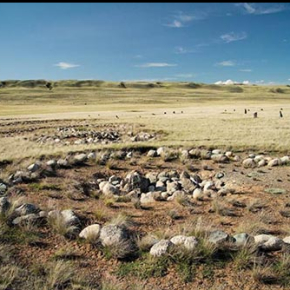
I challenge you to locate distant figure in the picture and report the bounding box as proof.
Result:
[224,109,227,112]
[248,109,250,111]
[244,109,247,114]
[280,111,283,118]
[152,113,155,115]
[119,82,126,88]
[164,112,166,114]
[85,103,87,105]
[116,115,119,119]
[253,112,258,118]
[281,108,283,111]
[46,82,53,90]
[173,111,175,114]
[261,108,263,111]
[233,109,236,112]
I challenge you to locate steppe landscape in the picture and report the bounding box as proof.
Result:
[1,80,290,289]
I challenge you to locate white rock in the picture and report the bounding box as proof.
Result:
[212,149,222,155]
[283,236,290,244]
[258,159,266,167]
[27,163,40,172]
[74,153,87,164]
[281,156,290,165]
[242,158,256,168]
[79,224,101,241]
[150,239,172,257]
[192,188,203,200]
[156,147,166,156]
[46,160,56,167]
[204,181,214,191]
[268,158,281,167]
[147,150,157,157]
[87,152,96,160]
[140,192,155,204]
[261,236,283,251]
[170,235,187,245]
[102,182,119,196]
[184,236,198,250]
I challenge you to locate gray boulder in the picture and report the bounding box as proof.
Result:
[99,224,129,247]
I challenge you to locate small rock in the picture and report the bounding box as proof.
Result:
[0,197,10,214]
[0,183,7,194]
[102,182,119,196]
[208,230,231,244]
[268,158,281,167]
[46,160,56,167]
[192,188,203,200]
[73,153,87,164]
[27,163,40,172]
[150,239,173,257]
[140,192,155,204]
[147,150,157,157]
[87,152,96,160]
[233,233,253,246]
[79,224,101,241]
[243,158,256,168]
[14,203,39,216]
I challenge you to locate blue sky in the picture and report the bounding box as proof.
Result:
[0,3,290,84]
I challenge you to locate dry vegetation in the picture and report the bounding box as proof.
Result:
[1,80,290,289]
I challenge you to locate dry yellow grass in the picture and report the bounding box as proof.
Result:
[1,81,290,160]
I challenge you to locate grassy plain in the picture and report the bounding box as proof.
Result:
[1,80,290,160]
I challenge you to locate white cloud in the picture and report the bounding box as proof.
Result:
[54,62,80,70]
[133,55,143,59]
[165,20,184,28]
[240,69,252,72]
[216,60,236,67]
[215,79,251,85]
[174,46,195,54]
[135,63,177,68]
[255,80,265,84]
[236,3,287,15]
[175,74,195,78]
[221,32,247,43]
[164,11,207,28]
[288,79,290,81]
